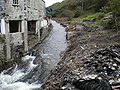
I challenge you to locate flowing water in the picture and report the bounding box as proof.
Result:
[0,21,67,90]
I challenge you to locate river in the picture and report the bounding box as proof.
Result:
[0,21,67,90]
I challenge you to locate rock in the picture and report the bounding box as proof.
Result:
[66,23,76,31]
[75,24,84,31]
[114,57,120,63]
[66,31,76,40]
[112,81,120,89]
[73,79,113,90]
[60,23,68,27]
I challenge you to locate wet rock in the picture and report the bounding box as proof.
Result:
[60,23,68,27]
[112,81,120,89]
[73,79,113,90]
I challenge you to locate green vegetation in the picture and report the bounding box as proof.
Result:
[50,0,120,30]
[81,12,104,21]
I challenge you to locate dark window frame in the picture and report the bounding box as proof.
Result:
[13,0,19,5]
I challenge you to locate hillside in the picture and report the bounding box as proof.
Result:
[50,0,120,30]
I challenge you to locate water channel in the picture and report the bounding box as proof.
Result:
[0,21,67,90]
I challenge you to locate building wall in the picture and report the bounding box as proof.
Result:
[3,0,45,20]
[4,0,24,20]
[0,34,6,71]
[0,0,51,71]
[10,32,24,46]
[0,34,5,57]
[0,0,5,12]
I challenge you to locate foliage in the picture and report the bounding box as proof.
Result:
[61,10,75,19]
[50,0,109,18]
[100,0,120,30]
[49,0,120,30]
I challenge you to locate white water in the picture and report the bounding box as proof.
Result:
[0,55,41,90]
[1,82,41,90]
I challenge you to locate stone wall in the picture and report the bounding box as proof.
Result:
[0,33,25,71]
[4,0,45,20]
[10,32,24,46]
[10,32,24,59]
[0,34,5,71]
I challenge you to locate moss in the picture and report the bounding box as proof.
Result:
[0,36,5,43]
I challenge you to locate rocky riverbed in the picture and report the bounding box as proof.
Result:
[41,19,120,90]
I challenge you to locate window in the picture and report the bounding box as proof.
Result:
[9,21,22,33]
[4,0,7,3]
[13,0,18,5]
[28,21,36,34]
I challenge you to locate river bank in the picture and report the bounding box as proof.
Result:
[41,19,120,90]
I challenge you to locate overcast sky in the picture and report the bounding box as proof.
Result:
[44,0,63,7]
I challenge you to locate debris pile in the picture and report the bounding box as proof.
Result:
[41,20,120,90]
[81,46,120,80]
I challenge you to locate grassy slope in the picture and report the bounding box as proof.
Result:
[50,0,120,30]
